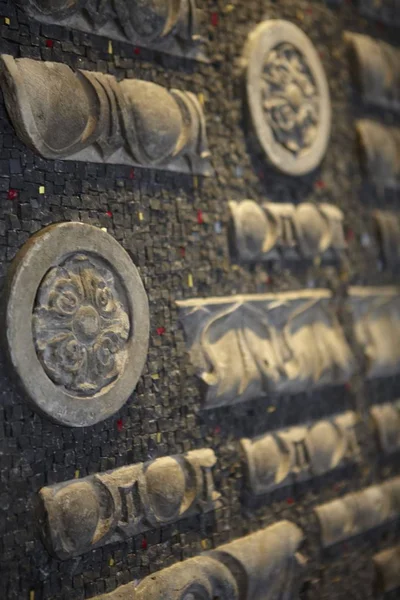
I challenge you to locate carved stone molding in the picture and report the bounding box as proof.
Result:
[89,520,305,600]
[39,448,221,559]
[374,545,400,594]
[18,0,207,61]
[0,55,212,176]
[2,222,149,427]
[373,210,400,269]
[241,411,360,496]
[177,290,355,409]
[356,119,400,190]
[242,20,331,176]
[370,400,400,455]
[229,200,346,264]
[359,0,400,28]
[315,476,400,547]
[349,287,400,380]
[346,32,400,112]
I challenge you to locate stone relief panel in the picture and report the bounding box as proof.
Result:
[373,210,400,269]
[39,449,221,559]
[349,287,400,380]
[18,0,207,61]
[346,32,400,112]
[242,20,331,176]
[89,520,305,600]
[2,222,149,427]
[241,411,360,496]
[177,290,355,409]
[374,545,400,595]
[315,476,400,547]
[229,200,346,264]
[359,0,400,27]
[0,55,212,176]
[356,119,400,191]
[370,400,400,455]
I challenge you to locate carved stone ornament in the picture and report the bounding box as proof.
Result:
[0,55,212,176]
[346,32,400,112]
[370,400,400,455]
[356,119,400,191]
[349,286,400,379]
[373,210,400,268]
[242,20,331,176]
[38,449,220,559]
[89,520,305,600]
[315,476,400,547]
[229,200,346,264]
[18,0,207,62]
[374,545,400,594]
[241,411,360,496]
[2,222,149,427]
[359,0,400,28]
[177,290,355,409]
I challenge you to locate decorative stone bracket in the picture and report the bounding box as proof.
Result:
[38,449,221,559]
[0,55,212,176]
[374,545,400,595]
[371,400,400,455]
[241,411,360,496]
[89,520,306,600]
[372,210,400,269]
[356,119,400,191]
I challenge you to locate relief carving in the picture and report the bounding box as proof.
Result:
[18,0,207,61]
[0,55,212,176]
[242,20,331,176]
[89,520,305,600]
[229,200,346,264]
[359,0,400,28]
[374,545,400,594]
[177,291,355,409]
[349,287,400,379]
[356,119,400,190]
[242,411,360,496]
[346,32,400,112]
[38,449,221,559]
[373,210,400,269]
[370,400,400,455]
[314,476,400,547]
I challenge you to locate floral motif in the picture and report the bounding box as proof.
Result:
[32,254,130,396]
[262,43,320,154]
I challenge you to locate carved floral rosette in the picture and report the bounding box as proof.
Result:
[0,55,212,176]
[177,290,355,409]
[38,449,221,559]
[242,20,331,176]
[89,520,305,600]
[18,0,208,61]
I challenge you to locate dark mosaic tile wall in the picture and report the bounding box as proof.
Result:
[0,0,400,598]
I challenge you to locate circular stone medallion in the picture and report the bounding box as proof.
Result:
[3,222,149,427]
[243,20,331,176]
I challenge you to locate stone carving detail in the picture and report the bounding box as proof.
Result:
[349,287,400,379]
[346,32,400,112]
[38,449,221,559]
[2,222,149,427]
[242,20,331,176]
[373,210,400,269]
[374,545,400,594]
[242,411,360,496]
[370,400,400,455]
[0,55,212,176]
[89,520,305,600]
[356,119,400,190]
[315,476,400,547]
[177,291,355,409]
[229,200,346,264]
[359,0,400,28]
[18,0,207,61]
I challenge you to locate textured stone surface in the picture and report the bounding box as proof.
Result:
[356,119,400,192]
[2,222,149,426]
[241,411,360,495]
[0,55,212,175]
[38,448,220,559]
[229,199,346,264]
[359,0,400,27]
[90,520,305,599]
[373,545,400,594]
[242,19,331,176]
[370,400,400,455]
[373,210,400,270]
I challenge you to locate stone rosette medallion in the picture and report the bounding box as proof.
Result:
[2,222,149,427]
[242,20,331,176]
